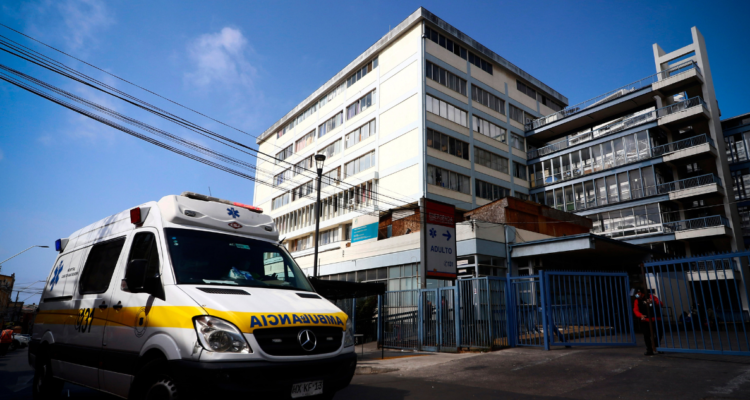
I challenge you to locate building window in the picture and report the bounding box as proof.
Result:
[274,169,291,185]
[276,144,293,163]
[509,104,526,124]
[318,83,345,108]
[425,61,467,96]
[345,119,376,149]
[321,167,340,188]
[513,162,527,181]
[475,180,509,201]
[318,112,343,138]
[541,95,563,112]
[468,52,493,75]
[425,26,467,60]
[346,90,376,120]
[588,204,662,237]
[272,193,290,210]
[732,169,750,200]
[319,139,342,159]
[426,95,468,127]
[516,80,536,100]
[293,156,312,176]
[344,151,376,177]
[472,115,506,142]
[346,58,378,88]
[426,128,469,160]
[290,235,312,252]
[292,181,314,202]
[295,131,315,153]
[510,133,525,151]
[427,165,471,194]
[318,228,339,245]
[471,85,505,114]
[343,223,353,241]
[475,147,509,174]
[515,192,529,201]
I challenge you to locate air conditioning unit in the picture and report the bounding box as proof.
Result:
[348,199,356,206]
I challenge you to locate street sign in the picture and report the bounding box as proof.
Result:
[422,199,457,279]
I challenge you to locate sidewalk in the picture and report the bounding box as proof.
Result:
[353,341,483,375]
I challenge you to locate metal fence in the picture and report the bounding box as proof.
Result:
[381,272,634,352]
[644,252,750,356]
[526,60,701,131]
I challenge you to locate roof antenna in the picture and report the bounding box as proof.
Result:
[208,186,212,196]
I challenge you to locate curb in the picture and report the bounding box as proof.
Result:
[355,365,399,375]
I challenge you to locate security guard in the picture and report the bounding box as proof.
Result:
[633,286,663,355]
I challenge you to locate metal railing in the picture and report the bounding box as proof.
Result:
[531,134,713,189]
[528,95,708,159]
[663,215,730,233]
[526,60,702,131]
[657,96,707,118]
[656,174,722,194]
[651,133,714,157]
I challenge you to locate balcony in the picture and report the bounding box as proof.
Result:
[528,96,708,160]
[656,173,724,201]
[526,60,702,132]
[665,215,731,240]
[530,134,714,189]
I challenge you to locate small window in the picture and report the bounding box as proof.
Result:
[127,232,161,281]
[79,238,126,294]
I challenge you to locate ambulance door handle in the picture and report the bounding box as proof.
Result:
[98,301,108,310]
[113,301,122,311]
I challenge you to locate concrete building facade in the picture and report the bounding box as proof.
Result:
[524,27,743,257]
[253,9,743,287]
[722,113,750,247]
[254,8,568,288]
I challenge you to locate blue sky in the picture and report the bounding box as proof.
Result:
[1,0,749,305]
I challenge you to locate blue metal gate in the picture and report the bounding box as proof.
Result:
[382,289,419,350]
[643,252,750,356]
[457,277,507,350]
[508,271,636,349]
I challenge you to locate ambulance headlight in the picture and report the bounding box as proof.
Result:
[344,318,354,347]
[194,316,251,354]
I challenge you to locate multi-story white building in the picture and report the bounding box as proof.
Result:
[253,8,567,288]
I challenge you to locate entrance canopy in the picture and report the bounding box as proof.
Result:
[511,233,652,271]
[309,278,386,300]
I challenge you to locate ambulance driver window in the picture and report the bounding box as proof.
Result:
[127,232,160,280]
[79,238,126,294]
[165,228,314,291]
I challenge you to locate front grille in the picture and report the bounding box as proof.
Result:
[254,327,343,356]
[197,287,250,295]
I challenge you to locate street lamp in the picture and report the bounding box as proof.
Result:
[312,154,326,278]
[0,245,49,274]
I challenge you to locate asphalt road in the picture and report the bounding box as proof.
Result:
[3,344,750,399]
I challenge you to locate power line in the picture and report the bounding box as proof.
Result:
[0,28,416,206]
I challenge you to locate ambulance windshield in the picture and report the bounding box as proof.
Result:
[165,228,314,292]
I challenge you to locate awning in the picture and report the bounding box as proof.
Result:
[510,233,652,270]
[309,278,386,300]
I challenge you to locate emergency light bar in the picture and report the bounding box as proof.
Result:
[130,207,151,225]
[55,238,69,253]
[181,191,263,213]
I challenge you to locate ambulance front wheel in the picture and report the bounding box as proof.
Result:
[131,358,182,400]
[32,351,63,400]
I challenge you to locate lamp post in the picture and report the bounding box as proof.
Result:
[312,154,326,278]
[0,245,49,274]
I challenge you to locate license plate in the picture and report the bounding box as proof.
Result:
[291,380,323,398]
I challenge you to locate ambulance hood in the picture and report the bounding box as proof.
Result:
[178,285,347,333]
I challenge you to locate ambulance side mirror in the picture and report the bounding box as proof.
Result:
[125,259,165,300]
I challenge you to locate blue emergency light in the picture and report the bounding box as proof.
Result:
[55,239,61,252]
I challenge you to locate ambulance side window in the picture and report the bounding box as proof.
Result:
[78,238,126,294]
[127,232,160,278]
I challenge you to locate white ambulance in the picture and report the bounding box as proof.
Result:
[29,192,356,400]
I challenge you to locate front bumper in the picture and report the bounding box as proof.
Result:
[170,352,357,398]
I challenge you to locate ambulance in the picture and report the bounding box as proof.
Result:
[29,192,356,400]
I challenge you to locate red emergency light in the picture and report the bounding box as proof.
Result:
[181,192,263,214]
[130,207,150,225]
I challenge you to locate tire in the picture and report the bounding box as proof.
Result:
[130,359,181,400]
[32,353,64,400]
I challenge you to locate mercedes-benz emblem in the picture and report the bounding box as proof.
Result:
[297,329,317,352]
